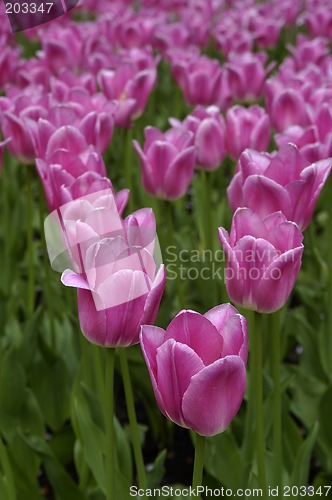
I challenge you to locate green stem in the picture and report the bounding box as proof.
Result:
[119,348,147,493]
[93,345,105,414]
[26,167,35,316]
[124,127,134,213]
[105,348,116,500]
[192,433,206,499]
[164,201,184,308]
[0,435,16,500]
[241,310,255,489]
[253,312,266,494]
[271,309,282,492]
[200,170,220,305]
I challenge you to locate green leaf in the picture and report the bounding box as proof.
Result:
[29,355,70,432]
[22,434,85,500]
[290,422,319,486]
[73,396,106,493]
[0,349,26,416]
[204,429,243,490]
[147,449,167,489]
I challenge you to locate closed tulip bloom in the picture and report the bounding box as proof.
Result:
[225,52,274,103]
[225,105,270,160]
[218,208,304,313]
[98,64,157,128]
[140,304,248,436]
[61,208,166,347]
[170,106,226,170]
[133,126,195,199]
[275,103,332,163]
[171,54,222,107]
[227,143,332,230]
[267,88,309,132]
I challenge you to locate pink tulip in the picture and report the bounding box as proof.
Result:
[98,62,157,128]
[140,304,248,436]
[225,105,270,161]
[225,52,273,103]
[35,126,108,211]
[275,103,332,163]
[171,52,222,107]
[0,43,21,90]
[218,208,304,313]
[286,35,330,72]
[61,208,166,347]
[133,126,195,200]
[2,112,41,164]
[305,6,332,38]
[227,143,332,230]
[267,87,309,132]
[170,106,226,170]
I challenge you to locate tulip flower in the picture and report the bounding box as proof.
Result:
[266,87,309,132]
[225,105,270,161]
[61,207,166,347]
[218,208,304,313]
[133,126,195,200]
[140,304,248,436]
[171,53,222,107]
[275,103,332,163]
[225,52,274,103]
[227,143,332,230]
[170,106,226,170]
[98,63,157,128]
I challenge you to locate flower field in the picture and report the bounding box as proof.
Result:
[0,0,332,499]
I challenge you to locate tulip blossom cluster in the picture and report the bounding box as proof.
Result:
[0,0,331,455]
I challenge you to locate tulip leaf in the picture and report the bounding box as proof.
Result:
[318,387,332,471]
[73,396,106,493]
[0,349,26,416]
[204,429,243,490]
[146,449,167,489]
[29,354,70,432]
[290,422,319,487]
[22,433,85,500]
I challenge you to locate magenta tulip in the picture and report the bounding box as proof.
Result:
[170,106,226,170]
[140,304,248,436]
[171,53,222,107]
[218,208,304,313]
[133,126,195,200]
[227,143,332,230]
[225,52,273,103]
[275,103,332,163]
[98,63,157,128]
[61,208,166,347]
[225,105,270,161]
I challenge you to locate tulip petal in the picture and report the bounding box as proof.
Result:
[165,310,223,365]
[256,246,303,313]
[140,325,167,415]
[242,175,290,220]
[156,339,204,427]
[164,146,195,199]
[204,305,247,362]
[61,269,90,289]
[182,356,246,436]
